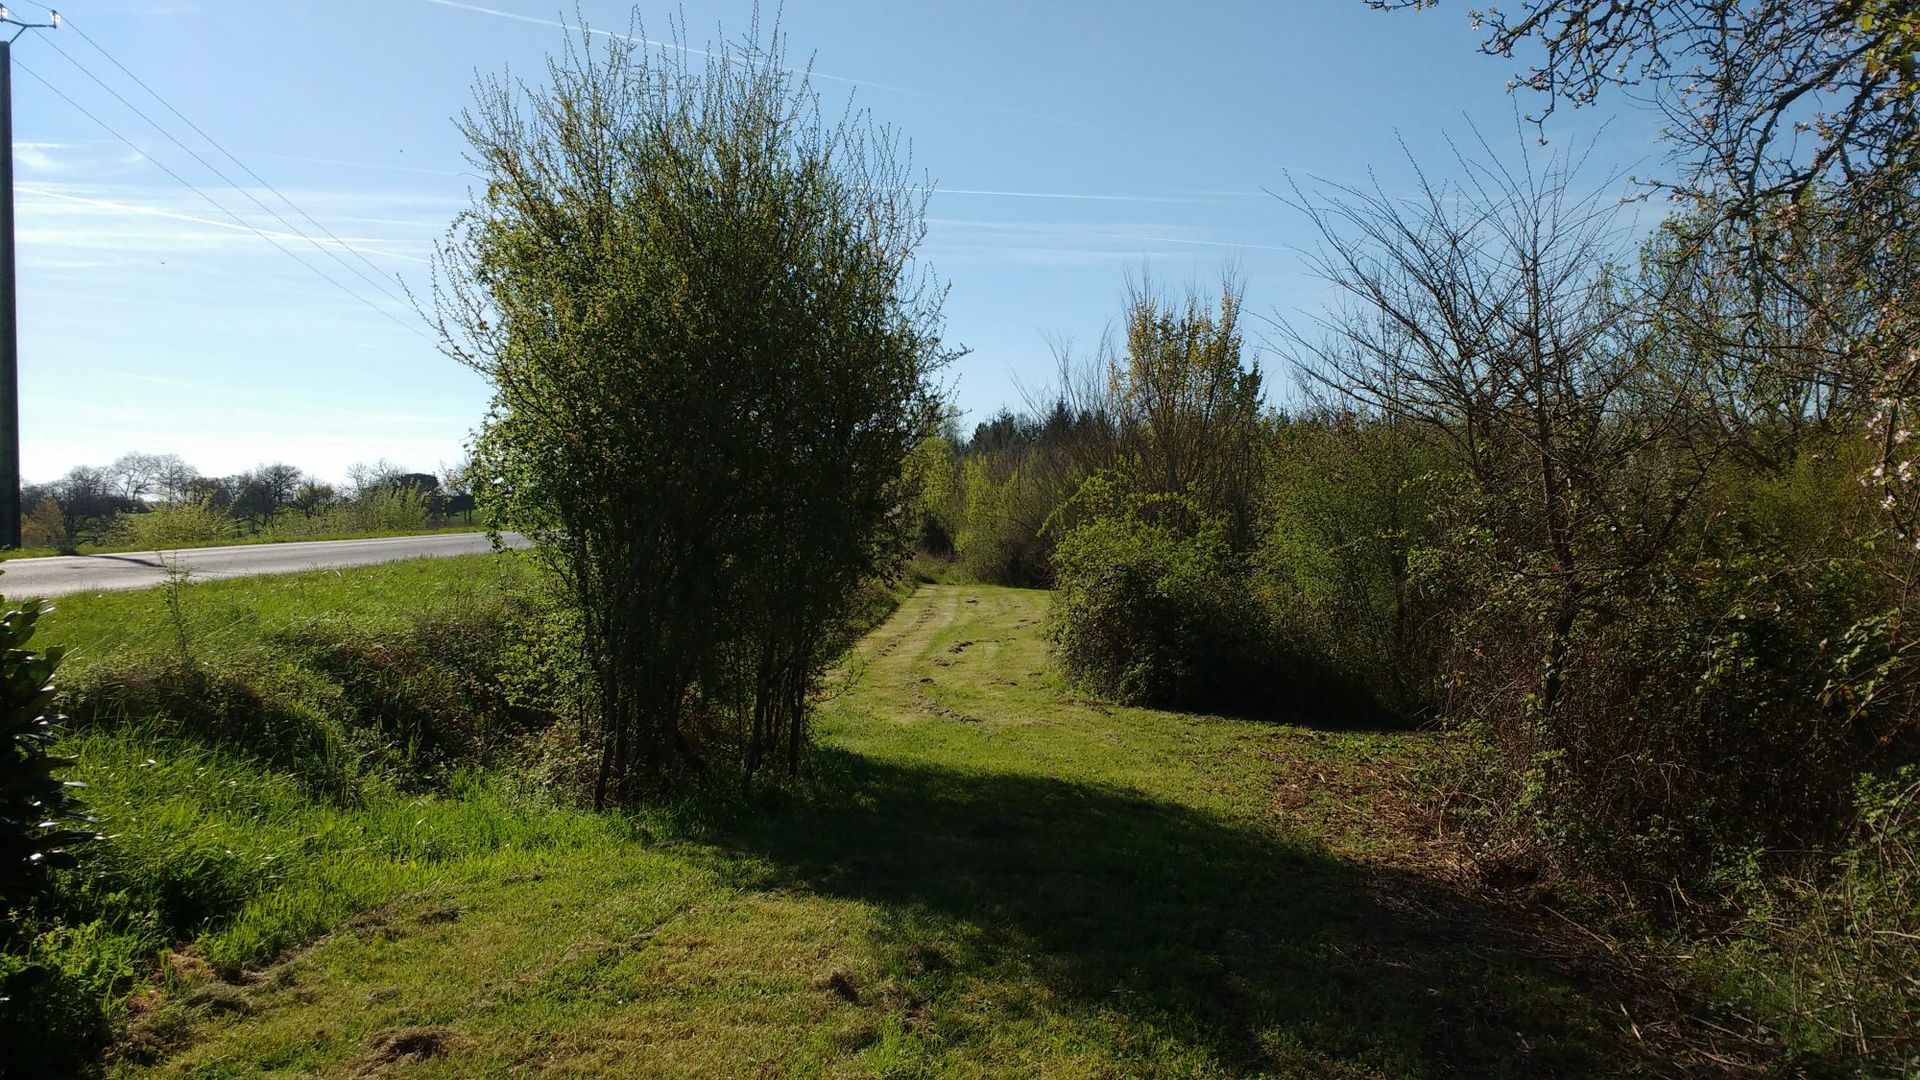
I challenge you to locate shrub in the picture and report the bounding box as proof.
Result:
[1531,554,1902,892]
[1694,767,1920,1075]
[1421,446,1919,903]
[1256,414,1449,720]
[261,487,433,539]
[0,918,143,1077]
[1048,479,1260,710]
[955,456,1062,587]
[104,499,235,549]
[20,496,67,550]
[1,597,96,902]
[1,591,111,1076]
[436,18,948,795]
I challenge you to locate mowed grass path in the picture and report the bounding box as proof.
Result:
[127,585,1648,1078]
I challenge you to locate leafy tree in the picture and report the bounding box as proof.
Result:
[183,475,234,514]
[18,496,64,551]
[292,480,336,517]
[433,11,949,797]
[1107,278,1263,549]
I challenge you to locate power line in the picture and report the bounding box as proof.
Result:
[34,34,414,312]
[11,58,433,341]
[51,13,420,304]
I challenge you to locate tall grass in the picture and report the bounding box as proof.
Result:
[2,553,601,1074]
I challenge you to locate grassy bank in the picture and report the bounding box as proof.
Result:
[11,571,1844,1076]
[63,584,1728,1078]
[3,553,597,1074]
[1,525,487,562]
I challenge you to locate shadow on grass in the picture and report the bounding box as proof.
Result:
[689,747,1652,1079]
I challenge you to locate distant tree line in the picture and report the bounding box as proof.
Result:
[18,454,475,551]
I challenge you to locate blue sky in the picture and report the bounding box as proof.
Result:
[6,0,1660,484]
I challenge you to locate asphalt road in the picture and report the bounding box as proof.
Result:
[0,532,531,599]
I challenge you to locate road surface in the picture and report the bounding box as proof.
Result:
[0,532,531,599]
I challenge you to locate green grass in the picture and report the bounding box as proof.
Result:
[0,525,486,562]
[73,584,1688,1078]
[35,552,538,670]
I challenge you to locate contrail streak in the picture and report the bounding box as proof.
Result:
[419,0,960,102]
[19,187,430,266]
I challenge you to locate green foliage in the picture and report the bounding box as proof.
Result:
[1047,476,1263,710]
[1256,414,1449,719]
[0,555,602,1075]
[3,733,621,1075]
[55,578,575,798]
[20,496,67,551]
[0,917,139,1076]
[0,589,106,1076]
[1705,767,1920,1075]
[0,594,96,901]
[104,499,237,549]
[436,16,948,794]
[1509,548,1903,891]
[1110,278,1263,548]
[954,454,1059,586]
[904,433,959,557]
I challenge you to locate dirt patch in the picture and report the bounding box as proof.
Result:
[811,969,861,1003]
[1262,731,1457,876]
[415,901,463,925]
[180,983,253,1016]
[913,686,981,723]
[350,1026,461,1077]
[903,943,952,973]
[162,948,214,984]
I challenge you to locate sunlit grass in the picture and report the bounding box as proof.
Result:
[101,585,1651,1078]
[35,551,538,671]
[0,525,486,562]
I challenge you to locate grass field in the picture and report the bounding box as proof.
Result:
[0,525,486,562]
[55,582,1714,1079]
[37,551,539,671]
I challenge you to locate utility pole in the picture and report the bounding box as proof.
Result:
[0,6,58,549]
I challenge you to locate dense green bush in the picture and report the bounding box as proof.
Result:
[251,488,434,540]
[438,19,948,795]
[2,591,109,1078]
[1506,551,1903,895]
[1256,414,1449,720]
[103,499,236,549]
[955,455,1066,587]
[1404,437,1917,903]
[1048,478,1263,710]
[0,917,139,1077]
